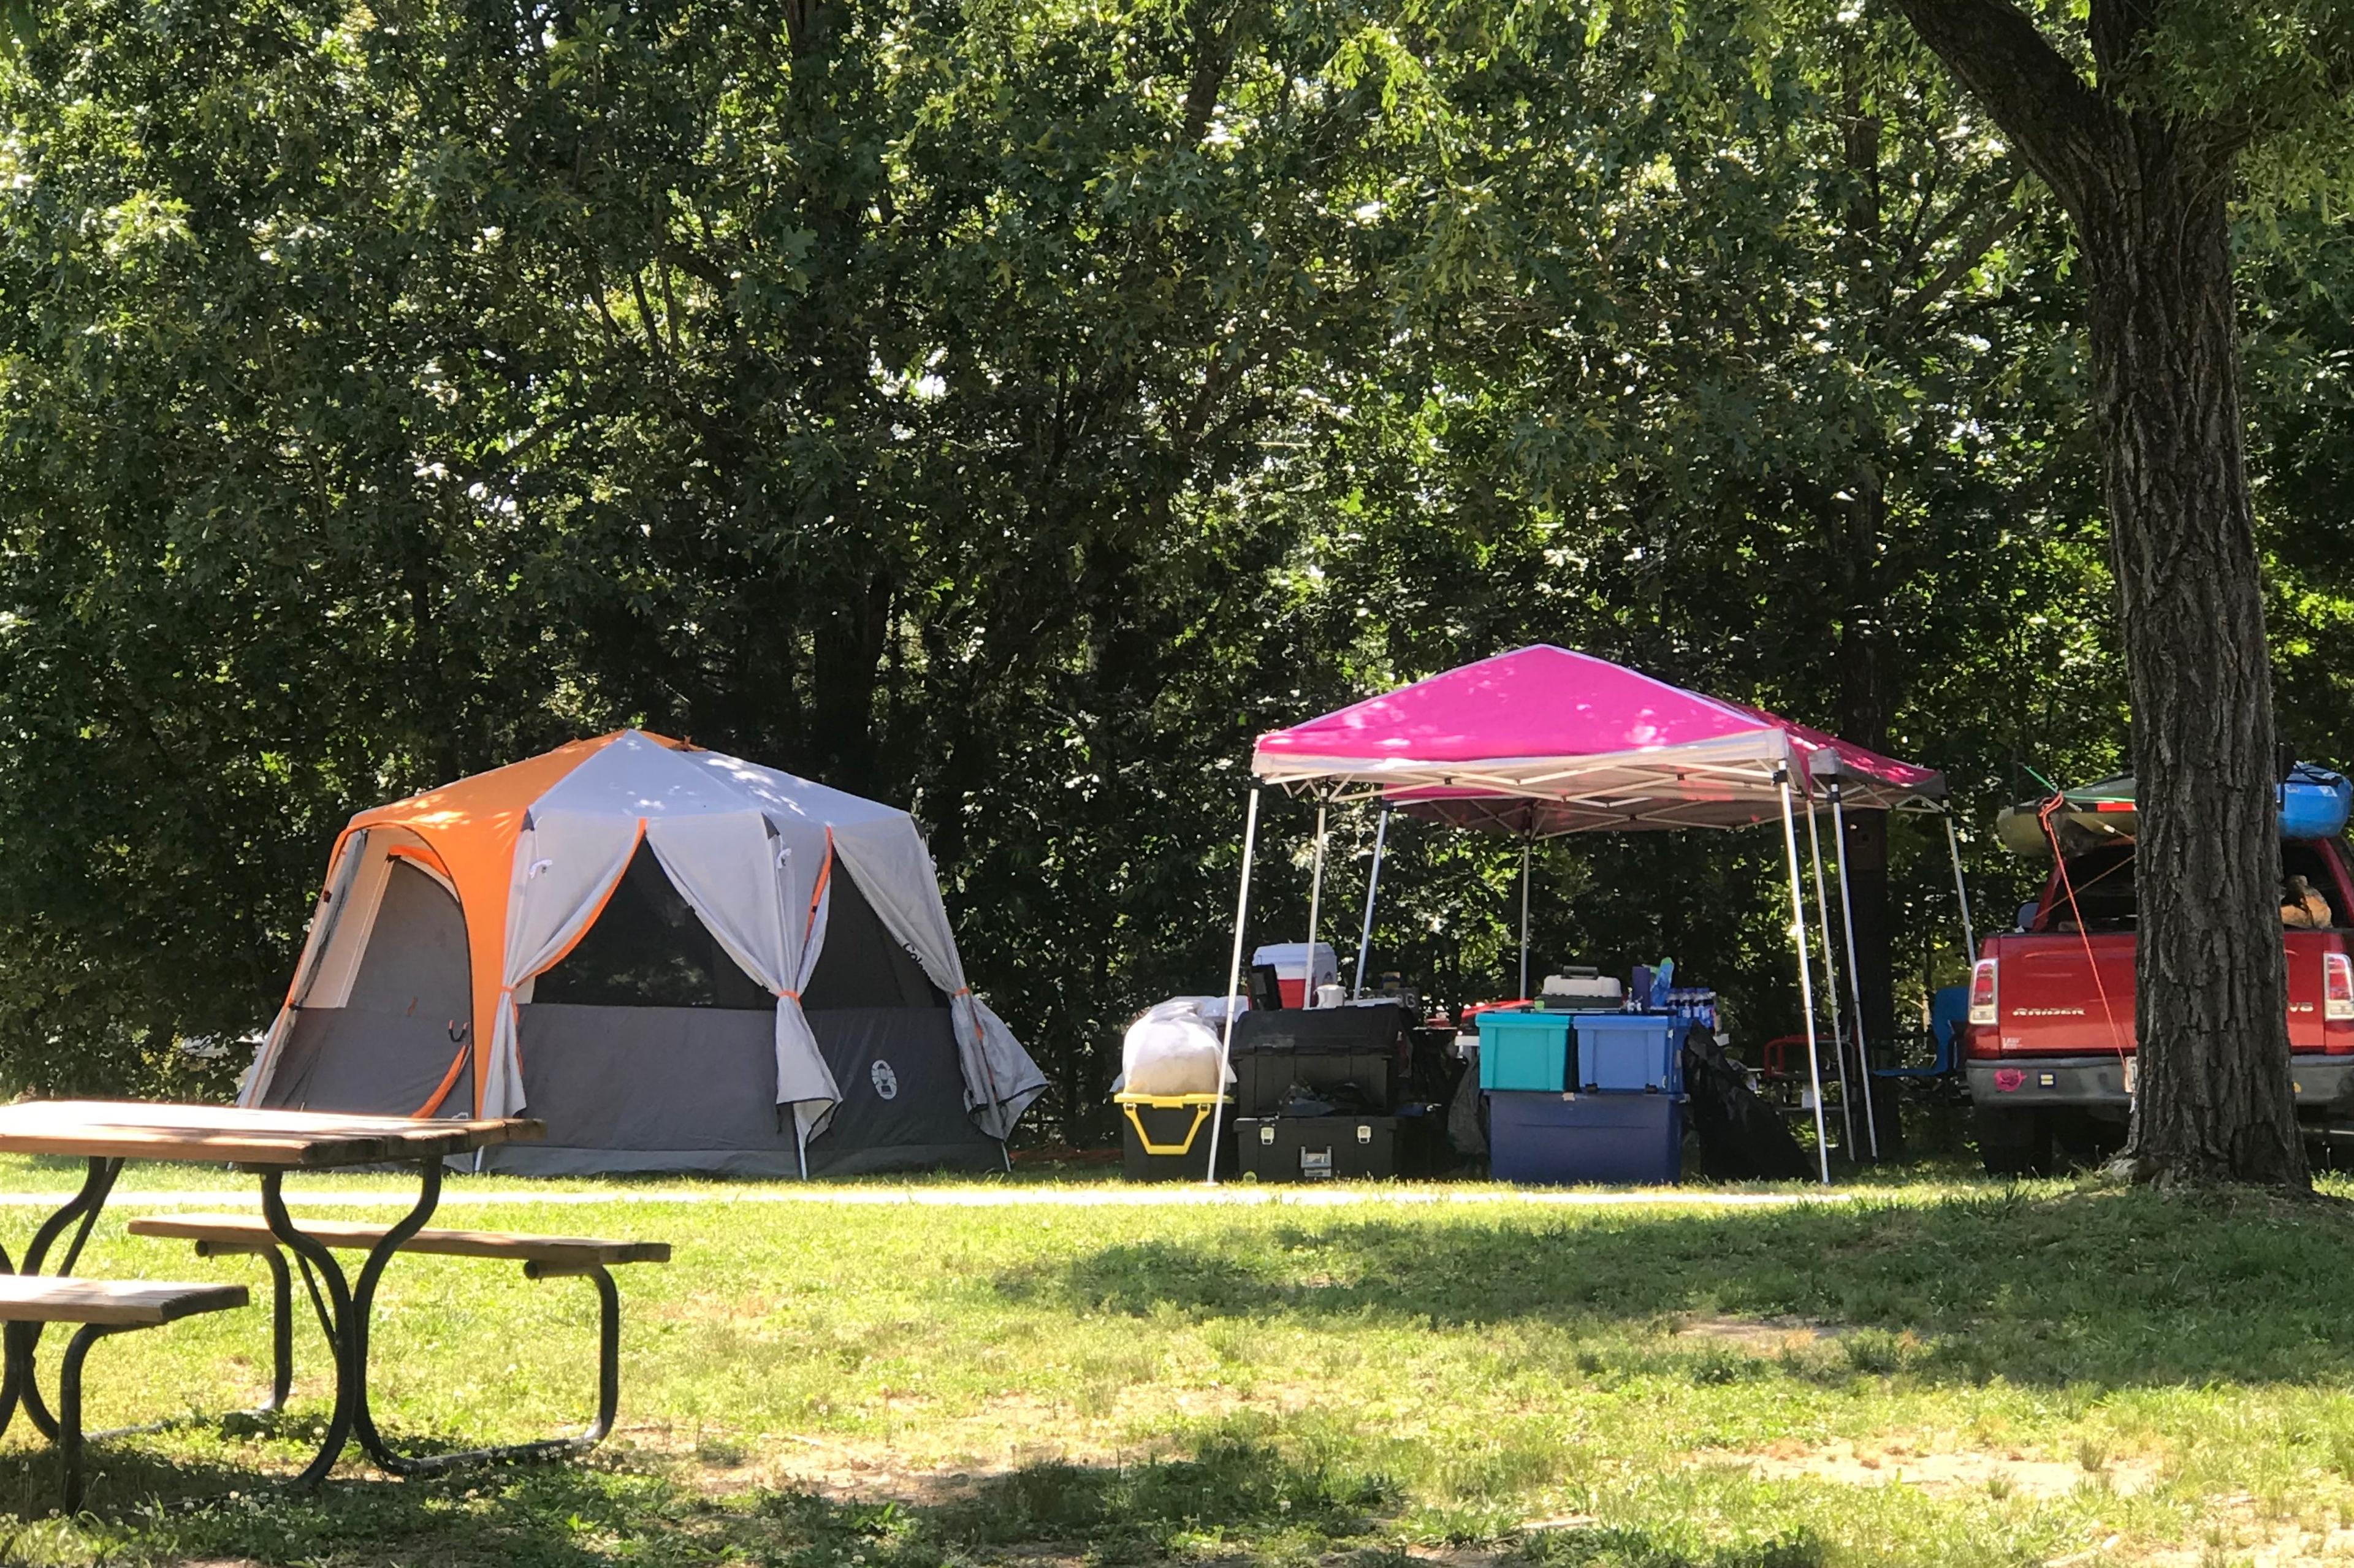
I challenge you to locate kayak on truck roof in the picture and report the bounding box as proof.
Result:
[1992,761,2352,857]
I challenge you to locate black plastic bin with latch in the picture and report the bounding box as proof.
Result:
[1232,1113,1436,1182]
[1227,1003,1411,1117]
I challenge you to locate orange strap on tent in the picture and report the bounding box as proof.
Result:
[413,1035,471,1117]
[804,833,834,948]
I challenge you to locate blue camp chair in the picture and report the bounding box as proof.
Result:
[1873,984,1967,1078]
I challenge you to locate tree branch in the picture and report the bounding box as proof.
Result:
[1887,0,2114,219]
[1886,200,2025,341]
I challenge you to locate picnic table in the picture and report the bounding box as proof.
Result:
[0,1100,541,1488]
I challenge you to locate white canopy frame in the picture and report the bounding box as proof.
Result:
[1208,732,1973,1187]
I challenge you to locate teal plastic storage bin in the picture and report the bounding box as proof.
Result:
[1476,1010,1573,1092]
[1574,1013,1682,1094]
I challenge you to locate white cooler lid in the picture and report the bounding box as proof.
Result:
[1251,942,1339,982]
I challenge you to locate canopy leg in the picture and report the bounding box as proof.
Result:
[1205,788,1262,1187]
[1518,828,1534,1000]
[1804,801,1854,1159]
[1945,812,1978,960]
[1829,782,1879,1160]
[1778,773,1832,1186]
[1352,805,1391,999]
[1305,799,1330,1007]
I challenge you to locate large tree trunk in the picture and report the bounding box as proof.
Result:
[1890,0,2305,1187]
[1835,463,1904,1159]
[2079,136,2302,1187]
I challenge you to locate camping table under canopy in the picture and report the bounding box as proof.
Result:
[1219,646,1972,1183]
[0,1100,540,1487]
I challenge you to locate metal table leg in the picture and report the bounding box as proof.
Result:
[57,1322,136,1511]
[262,1156,443,1489]
[0,1157,123,1441]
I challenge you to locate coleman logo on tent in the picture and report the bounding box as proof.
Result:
[870,1060,900,1100]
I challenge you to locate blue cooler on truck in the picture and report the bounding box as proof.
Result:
[1476,1009,1572,1092]
[1488,1092,1681,1185]
[1574,1013,1682,1094]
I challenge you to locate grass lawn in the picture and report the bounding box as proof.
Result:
[0,1158,2347,1566]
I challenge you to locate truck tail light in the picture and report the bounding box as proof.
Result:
[1968,959,1998,1026]
[2326,953,2353,1022]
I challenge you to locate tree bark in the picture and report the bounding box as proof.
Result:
[1891,0,2304,1187]
[2079,134,2300,1186]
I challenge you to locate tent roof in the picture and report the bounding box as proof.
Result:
[1251,645,1943,834]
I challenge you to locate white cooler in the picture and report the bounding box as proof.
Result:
[1252,942,1340,1008]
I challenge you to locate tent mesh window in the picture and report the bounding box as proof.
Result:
[531,841,947,1010]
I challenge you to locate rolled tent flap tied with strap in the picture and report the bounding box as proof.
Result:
[682,750,1048,1140]
[1243,645,1954,1185]
[485,805,647,1118]
[239,729,1043,1150]
[644,813,840,1142]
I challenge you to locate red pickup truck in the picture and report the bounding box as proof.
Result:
[1965,836,2354,1173]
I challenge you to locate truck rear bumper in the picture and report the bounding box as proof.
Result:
[1968,1056,2354,1112]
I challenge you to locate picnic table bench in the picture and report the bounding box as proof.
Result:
[0,1275,251,1508]
[130,1213,672,1471]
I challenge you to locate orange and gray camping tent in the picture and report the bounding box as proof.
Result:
[238,731,1046,1176]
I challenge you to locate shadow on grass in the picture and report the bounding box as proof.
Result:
[0,1428,1444,1568]
[998,1184,2354,1388]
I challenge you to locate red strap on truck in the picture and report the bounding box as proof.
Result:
[2040,795,2128,1068]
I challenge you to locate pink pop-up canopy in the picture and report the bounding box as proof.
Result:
[1251,645,1943,832]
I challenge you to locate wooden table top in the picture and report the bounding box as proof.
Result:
[0,1101,544,1168]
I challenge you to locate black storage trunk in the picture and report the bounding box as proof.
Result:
[1118,1096,1232,1182]
[1233,1114,1432,1182]
[1228,1004,1410,1117]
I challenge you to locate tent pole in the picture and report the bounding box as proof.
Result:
[1945,812,1978,960]
[1352,805,1392,999]
[1829,781,1880,1161]
[1205,786,1262,1187]
[1518,826,1534,1000]
[1778,772,1832,1186]
[1305,797,1330,1006]
[1804,801,1854,1158]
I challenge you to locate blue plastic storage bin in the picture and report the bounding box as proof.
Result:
[1574,1014,1682,1094]
[1476,1010,1572,1092]
[1488,1092,1681,1185]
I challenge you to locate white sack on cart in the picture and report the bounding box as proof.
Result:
[1114,997,1242,1097]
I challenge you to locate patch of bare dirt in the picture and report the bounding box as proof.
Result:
[1674,1314,1852,1353]
[1731,1437,2161,1500]
[609,1421,996,1502]
[2135,1500,2354,1567]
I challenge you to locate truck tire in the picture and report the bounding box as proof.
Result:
[1975,1106,2052,1176]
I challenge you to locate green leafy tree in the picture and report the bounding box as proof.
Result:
[1887,0,2353,1187]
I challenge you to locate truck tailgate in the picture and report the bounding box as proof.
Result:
[1987,934,2134,1055]
[1985,930,2346,1054]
